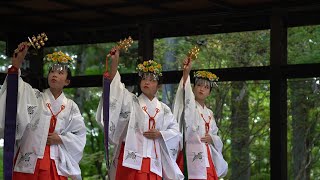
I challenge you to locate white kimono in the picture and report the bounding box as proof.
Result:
[173,76,228,179]
[0,72,86,179]
[96,71,184,180]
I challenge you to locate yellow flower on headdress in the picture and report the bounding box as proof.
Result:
[138,64,144,69]
[194,71,219,82]
[44,51,73,65]
[61,57,67,63]
[136,60,162,77]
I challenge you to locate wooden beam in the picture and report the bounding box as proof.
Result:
[284,64,320,78]
[269,8,287,180]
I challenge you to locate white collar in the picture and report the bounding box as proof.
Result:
[139,93,160,115]
[45,89,65,102]
[140,93,157,104]
[196,101,210,116]
[44,89,66,113]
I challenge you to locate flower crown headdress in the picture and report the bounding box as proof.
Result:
[44,51,73,65]
[194,70,219,87]
[136,60,162,78]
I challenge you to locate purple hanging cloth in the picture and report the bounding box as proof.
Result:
[103,72,111,169]
[102,51,113,170]
[4,67,19,180]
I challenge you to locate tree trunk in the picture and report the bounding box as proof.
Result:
[230,81,250,180]
[74,45,88,112]
[290,80,312,180]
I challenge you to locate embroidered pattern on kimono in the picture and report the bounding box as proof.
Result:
[27,105,37,115]
[26,118,40,131]
[17,152,34,167]
[34,90,42,99]
[110,100,117,111]
[170,148,178,157]
[132,95,139,104]
[120,111,130,119]
[109,121,116,136]
[192,152,204,162]
[125,151,137,161]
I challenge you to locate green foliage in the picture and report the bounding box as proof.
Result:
[288,26,320,64]
[154,30,270,71]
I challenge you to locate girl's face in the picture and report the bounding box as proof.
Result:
[48,69,70,90]
[193,81,211,102]
[140,74,160,100]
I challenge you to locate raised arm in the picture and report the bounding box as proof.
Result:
[173,57,194,136]
[107,47,120,80]
[12,42,29,69]
[182,57,192,85]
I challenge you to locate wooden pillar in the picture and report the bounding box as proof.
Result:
[137,24,154,94]
[138,23,153,62]
[270,8,288,180]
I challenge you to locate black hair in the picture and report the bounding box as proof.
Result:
[66,68,72,80]
[137,74,163,85]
